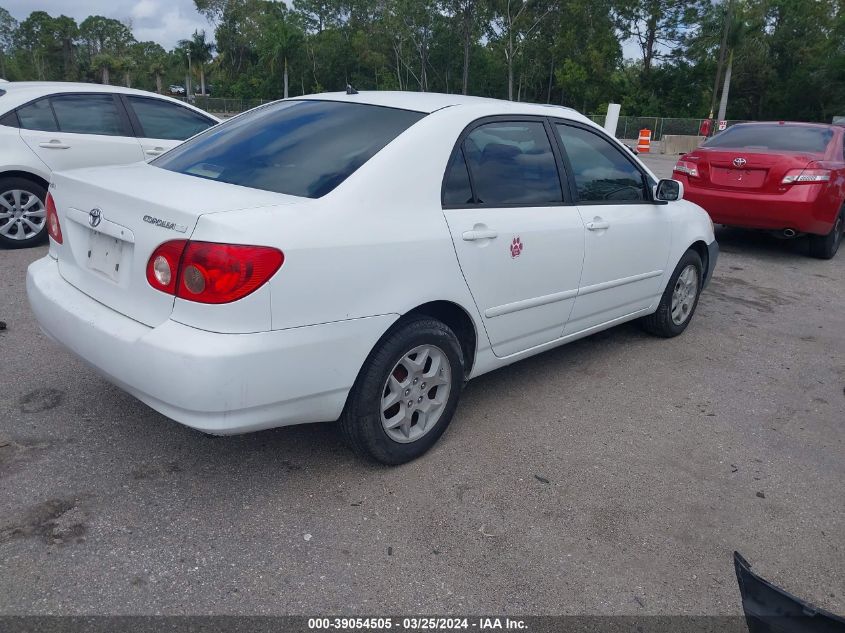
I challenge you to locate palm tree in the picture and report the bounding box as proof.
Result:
[91,52,117,84]
[178,30,215,95]
[149,55,166,93]
[716,1,753,122]
[258,10,303,99]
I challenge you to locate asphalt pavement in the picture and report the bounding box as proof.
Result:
[0,153,843,615]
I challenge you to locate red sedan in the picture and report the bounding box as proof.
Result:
[673,122,845,259]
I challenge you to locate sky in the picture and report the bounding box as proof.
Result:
[2,0,214,49]
[4,0,642,58]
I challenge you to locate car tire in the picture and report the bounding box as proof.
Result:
[640,249,704,338]
[808,207,844,260]
[0,177,49,249]
[339,317,465,465]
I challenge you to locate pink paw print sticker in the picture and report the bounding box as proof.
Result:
[510,236,524,258]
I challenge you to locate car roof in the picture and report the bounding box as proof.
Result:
[729,120,839,130]
[0,81,219,120]
[295,90,594,123]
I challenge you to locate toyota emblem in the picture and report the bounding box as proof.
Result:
[88,208,102,228]
[732,157,747,168]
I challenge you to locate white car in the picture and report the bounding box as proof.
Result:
[27,92,718,464]
[0,82,218,248]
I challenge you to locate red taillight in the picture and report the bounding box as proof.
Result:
[45,193,62,244]
[781,168,831,184]
[673,160,699,178]
[146,240,284,304]
[146,239,187,295]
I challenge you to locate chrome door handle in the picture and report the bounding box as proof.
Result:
[462,229,498,241]
[39,140,70,149]
[586,220,610,231]
[145,147,165,156]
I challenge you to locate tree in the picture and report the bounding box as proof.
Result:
[257,4,303,98]
[179,29,215,95]
[615,0,705,76]
[79,15,134,83]
[489,0,554,100]
[439,0,488,95]
[16,11,56,80]
[143,42,168,93]
[0,7,17,79]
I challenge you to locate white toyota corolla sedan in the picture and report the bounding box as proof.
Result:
[0,81,218,248]
[27,91,718,464]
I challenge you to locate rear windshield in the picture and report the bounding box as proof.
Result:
[154,100,425,198]
[703,124,833,153]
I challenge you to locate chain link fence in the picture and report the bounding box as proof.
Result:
[176,96,277,116]
[585,114,750,141]
[180,96,753,135]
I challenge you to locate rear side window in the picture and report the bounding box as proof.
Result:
[127,96,215,140]
[443,149,473,206]
[0,110,18,127]
[556,124,646,202]
[462,121,562,205]
[51,94,126,136]
[154,100,425,198]
[703,124,834,153]
[17,99,58,132]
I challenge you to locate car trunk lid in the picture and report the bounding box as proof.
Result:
[685,148,821,193]
[51,163,294,327]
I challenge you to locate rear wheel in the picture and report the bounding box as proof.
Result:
[0,177,48,249]
[808,208,844,260]
[339,317,465,465]
[640,249,703,338]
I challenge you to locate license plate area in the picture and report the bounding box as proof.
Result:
[86,230,124,281]
[711,167,767,188]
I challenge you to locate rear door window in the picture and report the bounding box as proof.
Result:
[50,94,127,136]
[461,121,563,205]
[556,124,647,202]
[17,98,58,132]
[442,148,474,206]
[126,96,215,140]
[154,100,425,198]
[703,124,834,153]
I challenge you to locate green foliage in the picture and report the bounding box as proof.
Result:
[0,0,843,121]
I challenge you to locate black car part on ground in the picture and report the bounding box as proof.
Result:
[734,551,845,633]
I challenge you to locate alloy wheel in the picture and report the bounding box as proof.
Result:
[0,189,46,240]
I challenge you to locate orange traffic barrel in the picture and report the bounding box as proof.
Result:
[637,129,652,153]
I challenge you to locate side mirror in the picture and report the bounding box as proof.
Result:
[655,178,684,202]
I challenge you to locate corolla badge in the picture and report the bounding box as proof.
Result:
[143,215,188,233]
[88,208,102,228]
[732,157,747,168]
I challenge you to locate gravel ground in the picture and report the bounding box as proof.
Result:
[0,153,843,615]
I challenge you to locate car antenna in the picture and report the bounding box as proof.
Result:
[346,84,358,95]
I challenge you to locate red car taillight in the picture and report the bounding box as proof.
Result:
[45,193,62,244]
[781,168,831,184]
[673,160,699,177]
[146,240,284,304]
[146,239,187,295]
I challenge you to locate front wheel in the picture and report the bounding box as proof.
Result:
[0,177,49,249]
[808,208,844,260]
[640,249,703,338]
[339,317,465,465]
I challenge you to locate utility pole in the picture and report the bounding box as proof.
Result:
[186,50,192,101]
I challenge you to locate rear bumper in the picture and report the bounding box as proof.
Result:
[679,177,838,235]
[26,257,397,434]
